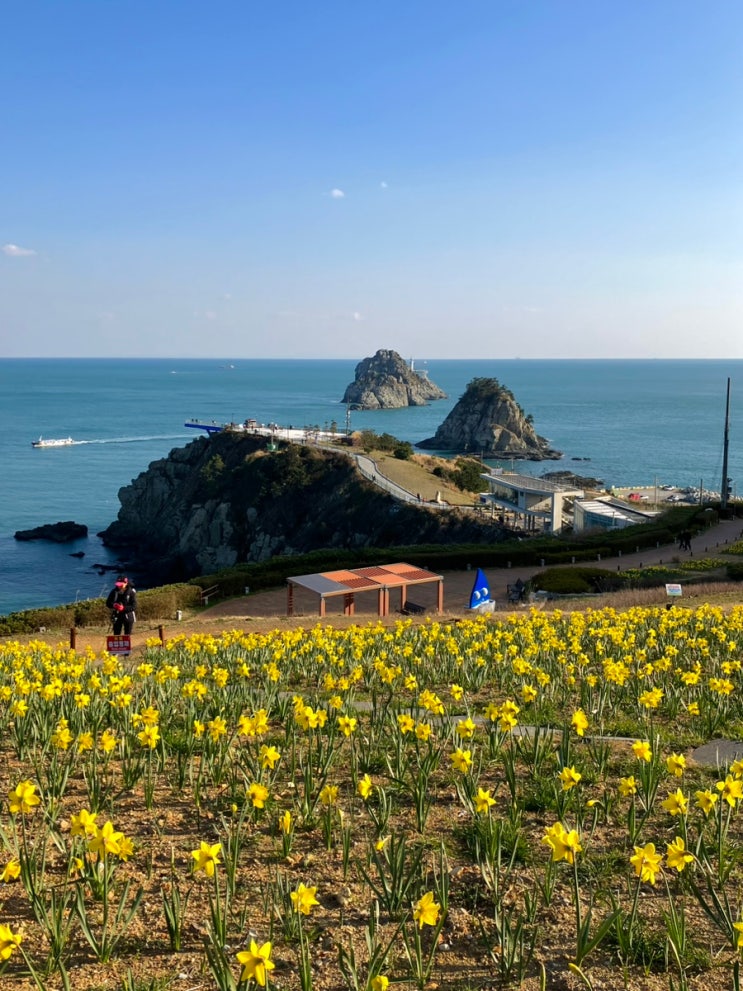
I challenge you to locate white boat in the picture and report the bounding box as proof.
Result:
[31,436,75,448]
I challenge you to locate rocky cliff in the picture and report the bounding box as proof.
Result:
[341,350,446,409]
[418,377,562,460]
[99,433,502,583]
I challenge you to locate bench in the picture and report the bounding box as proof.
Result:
[507,583,527,604]
[400,601,426,616]
[200,584,220,606]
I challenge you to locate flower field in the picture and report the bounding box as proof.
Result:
[3,604,743,990]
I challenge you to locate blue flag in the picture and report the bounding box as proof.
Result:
[468,568,491,609]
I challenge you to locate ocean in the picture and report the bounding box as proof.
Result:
[1,358,740,616]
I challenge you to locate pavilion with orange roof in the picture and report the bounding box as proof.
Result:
[286,562,444,618]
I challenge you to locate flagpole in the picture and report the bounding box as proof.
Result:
[721,377,731,513]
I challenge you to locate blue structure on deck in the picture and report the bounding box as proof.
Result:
[468,568,494,610]
[184,420,224,435]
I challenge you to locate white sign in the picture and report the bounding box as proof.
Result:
[665,584,683,597]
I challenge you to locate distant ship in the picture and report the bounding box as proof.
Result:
[31,436,75,449]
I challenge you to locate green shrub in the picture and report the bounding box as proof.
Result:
[393,442,414,460]
[530,567,627,595]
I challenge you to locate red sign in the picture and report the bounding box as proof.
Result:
[106,635,132,656]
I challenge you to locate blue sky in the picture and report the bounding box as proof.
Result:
[2,1,741,358]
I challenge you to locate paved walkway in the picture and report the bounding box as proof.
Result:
[202,516,743,623]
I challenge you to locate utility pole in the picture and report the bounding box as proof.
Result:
[721,377,731,513]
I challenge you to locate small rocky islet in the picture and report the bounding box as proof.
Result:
[14,521,88,543]
[418,376,561,460]
[340,349,447,409]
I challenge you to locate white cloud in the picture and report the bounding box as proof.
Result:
[353,311,363,322]
[380,181,388,189]
[2,243,36,257]
[329,188,345,199]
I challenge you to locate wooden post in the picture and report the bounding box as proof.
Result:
[158,625,165,645]
[436,579,444,615]
[70,627,76,650]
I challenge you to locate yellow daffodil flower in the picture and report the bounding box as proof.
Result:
[632,740,652,762]
[0,923,22,961]
[358,775,374,801]
[630,843,663,885]
[414,891,441,928]
[571,709,589,736]
[558,766,582,791]
[191,841,222,876]
[695,789,718,815]
[249,782,270,809]
[542,822,582,864]
[666,753,686,777]
[8,780,40,816]
[716,775,743,807]
[666,837,693,872]
[236,940,275,987]
[291,882,319,915]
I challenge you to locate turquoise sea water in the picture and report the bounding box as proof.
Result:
[0,358,740,615]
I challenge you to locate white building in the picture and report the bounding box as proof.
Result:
[480,470,584,534]
[573,497,657,532]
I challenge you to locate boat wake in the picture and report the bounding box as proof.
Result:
[74,435,190,446]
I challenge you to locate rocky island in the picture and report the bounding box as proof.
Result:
[99,432,503,583]
[418,377,562,460]
[341,349,447,409]
[14,521,88,543]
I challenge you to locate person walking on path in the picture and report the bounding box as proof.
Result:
[106,575,137,635]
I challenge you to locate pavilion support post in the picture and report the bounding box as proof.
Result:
[400,587,408,610]
[436,579,443,614]
[319,596,326,618]
[343,593,355,616]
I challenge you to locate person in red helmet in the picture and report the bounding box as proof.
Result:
[106,575,137,635]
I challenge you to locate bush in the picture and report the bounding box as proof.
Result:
[431,459,488,493]
[531,567,628,595]
[393,442,414,460]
